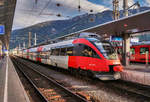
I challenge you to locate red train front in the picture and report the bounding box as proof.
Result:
[68,37,123,80]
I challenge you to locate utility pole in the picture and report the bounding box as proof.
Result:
[28,32,31,48]
[113,0,119,20]
[123,0,130,66]
[123,0,128,17]
[34,33,37,46]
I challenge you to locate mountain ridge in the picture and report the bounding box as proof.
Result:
[10,7,150,49]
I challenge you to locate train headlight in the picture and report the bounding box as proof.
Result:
[113,61,120,64]
[114,73,121,79]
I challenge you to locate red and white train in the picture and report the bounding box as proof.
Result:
[20,33,123,80]
[116,42,150,63]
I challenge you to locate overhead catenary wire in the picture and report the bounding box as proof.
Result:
[39,0,52,15]
[38,0,100,19]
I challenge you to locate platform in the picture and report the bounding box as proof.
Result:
[0,56,30,102]
[121,64,150,86]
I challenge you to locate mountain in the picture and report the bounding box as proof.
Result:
[10,7,150,49]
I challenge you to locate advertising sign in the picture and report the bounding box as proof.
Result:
[110,36,122,42]
[0,25,5,35]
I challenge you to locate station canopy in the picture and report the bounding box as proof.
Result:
[0,0,17,49]
[81,10,150,37]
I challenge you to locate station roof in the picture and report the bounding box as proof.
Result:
[53,10,150,42]
[0,0,17,49]
[84,10,150,36]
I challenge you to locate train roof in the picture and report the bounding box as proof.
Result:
[26,32,102,50]
[28,39,74,52]
[42,39,74,51]
[27,37,102,52]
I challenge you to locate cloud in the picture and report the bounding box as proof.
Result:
[145,0,150,6]
[12,0,108,30]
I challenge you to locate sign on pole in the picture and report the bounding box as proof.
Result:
[0,25,5,35]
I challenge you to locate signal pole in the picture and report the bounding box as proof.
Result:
[123,0,130,66]
[123,0,128,17]
[28,32,31,48]
[113,0,119,20]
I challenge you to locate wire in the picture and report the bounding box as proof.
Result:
[39,0,52,15]
[18,9,38,13]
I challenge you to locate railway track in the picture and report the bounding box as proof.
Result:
[12,59,47,102]
[101,80,150,100]
[11,57,90,102]
[106,80,150,98]
[12,56,150,102]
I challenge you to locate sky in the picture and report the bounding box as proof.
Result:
[12,0,150,30]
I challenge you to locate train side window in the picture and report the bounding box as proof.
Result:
[56,48,60,56]
[81,45,99,58]
[66,47,73,56]
[81,45,89,57]
[60,48,66,56]
[130,48,135,55]
[90,48,99,58]
[73,44,83,56]
[51,49,54,55]
[52,48,60,56]
[140,47,149,54]
[40,51,49,59]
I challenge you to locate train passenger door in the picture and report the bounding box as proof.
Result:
[59,47,68,69]
[84,45,108,72]
[70,44,90,70]
[50,48,60,67]
[79,44,91,70]
[139,47,149,62]
[83,46,100,71]
[75,44,106,71]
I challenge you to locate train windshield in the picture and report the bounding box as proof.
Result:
[94,41,118,60]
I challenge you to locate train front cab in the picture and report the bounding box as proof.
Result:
[69,38,123,80]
